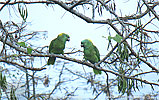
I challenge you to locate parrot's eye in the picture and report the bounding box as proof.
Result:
[66,35,69,38]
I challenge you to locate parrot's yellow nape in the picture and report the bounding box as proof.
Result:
[88,39,92,43]
[59,33,65,36]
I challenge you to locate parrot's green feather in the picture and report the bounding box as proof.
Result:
[47,33,70,65]
[47,57,56,65]
[81,39,102,75]
[93,69,102,75]
[94,46,100,61]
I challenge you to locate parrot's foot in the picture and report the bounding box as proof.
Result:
[61,53,67,57]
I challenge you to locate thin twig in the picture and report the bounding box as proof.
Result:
[97,25,142,66]
[0,39,159,86]
[0,0,11,11]
[0,59,46,71]
[0,1,158,24]
[142,0,159,21]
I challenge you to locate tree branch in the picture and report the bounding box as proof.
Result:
[0,1,158,23]
[97,25,142,66]
[0,33,159,86]
[142,0,159,21]
[0,59,46,71]
[0,0,11,11]
[106,21,159,72]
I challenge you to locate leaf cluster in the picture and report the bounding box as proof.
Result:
[18,3,28,22]
[17,42,33,54]
[0,0,159,99]
[0,71,7,97]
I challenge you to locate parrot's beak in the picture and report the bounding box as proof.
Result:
[67,37,70,41]
[81,43,84,47]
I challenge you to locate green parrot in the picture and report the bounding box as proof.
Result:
[47,33,70,65]
[81,39,102,75]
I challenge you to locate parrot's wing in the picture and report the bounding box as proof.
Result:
[94,45,100,61]
[49,39,56,53]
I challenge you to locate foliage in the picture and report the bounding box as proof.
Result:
[17,42,33,54]
[0,0,159,99]
[18,3,28,22]
[0,71,7,97]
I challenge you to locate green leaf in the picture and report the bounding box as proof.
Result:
[108,36,112,41]
[136,80,140,91]
[107,36,112,50]
[0,72,2,85]
[0,72,7,91]
[10,87,17,100]
[27,47,33,54]
[122,78,127,94]
[117,77,122,93]
[12,54,18,57]
[17,42,26,47]
[120,51,125,61]
[132,79,136,92]
[117,44,122,53]
[0,89,1,98]
[112,34,123,43]
[123,43,129,61]
[2,75,7,90]
[18,3,28,22]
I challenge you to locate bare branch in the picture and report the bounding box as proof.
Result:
[0,0,158,24]
[0,0,11,11]
[97,25,142,66]
[69,0,85,10]
[0,31,159,86]
[142,0,159,21]
[106,22,159,72]
[0,58,46,71]
[1,0,159,98]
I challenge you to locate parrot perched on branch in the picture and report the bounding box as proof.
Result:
[81,39,102,75]
[47,33,70,65]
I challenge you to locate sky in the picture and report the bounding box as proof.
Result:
[0,2,110,99]
[0,0,159,99]
[0,0,139,54]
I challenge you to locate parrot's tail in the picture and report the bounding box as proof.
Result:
[47,57,56,65]
[93,69,102,75]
